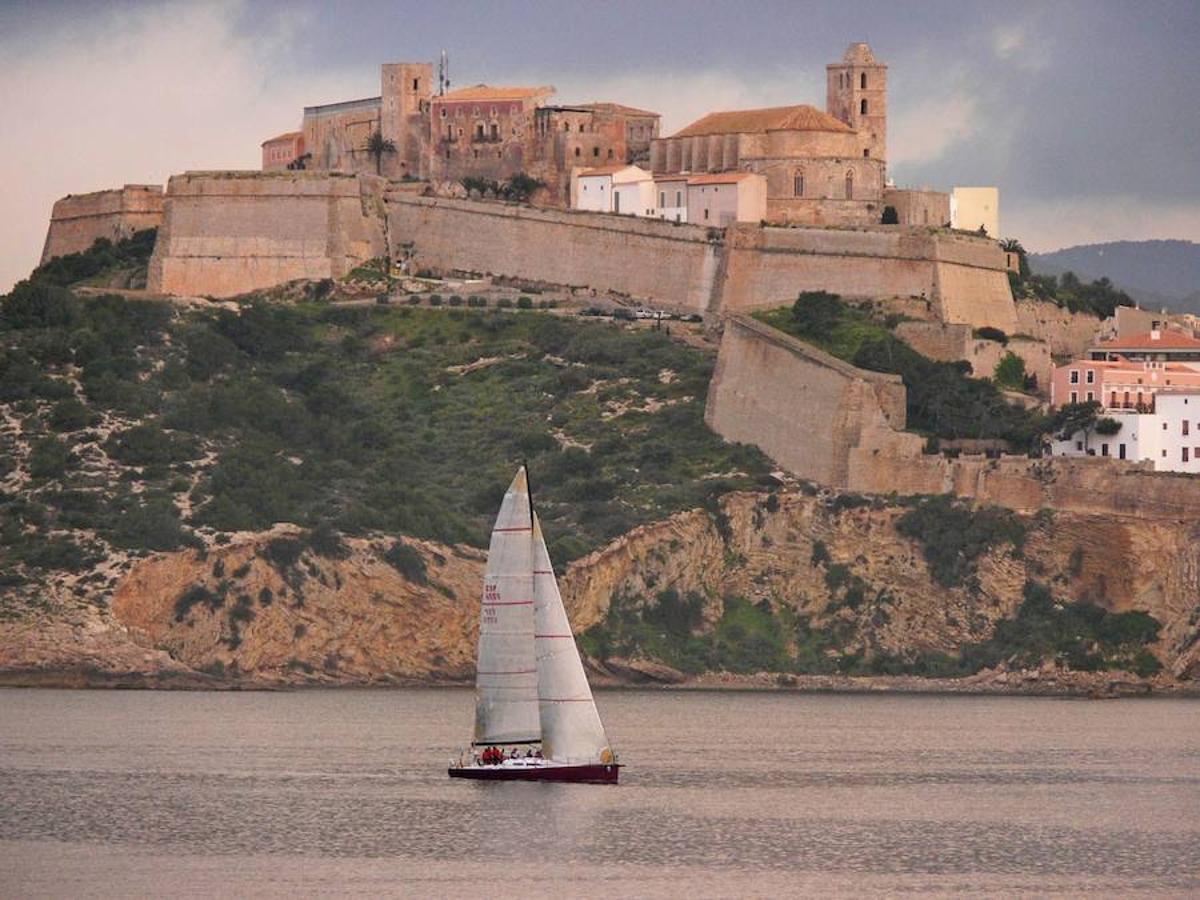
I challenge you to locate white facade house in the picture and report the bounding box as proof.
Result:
[1051,390,1200,472]
[573,164,656,216]
[655,175,689,223]
[685,172,768,226]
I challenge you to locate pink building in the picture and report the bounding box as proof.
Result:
[261,131,306,170]
[1050,330,1200,411]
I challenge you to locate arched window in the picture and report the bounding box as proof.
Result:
[793,170,804,197]
[860,72,867,89]
[564,122,570,132]
[574,147,580,157]
[860,98,868,115]
[845,170,854,200]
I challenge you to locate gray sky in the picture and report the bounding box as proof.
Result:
[2,0,1198,293]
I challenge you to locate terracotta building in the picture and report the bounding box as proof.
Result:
[266,63,660,206]
[649,42,945,227]
[261,132,305,170]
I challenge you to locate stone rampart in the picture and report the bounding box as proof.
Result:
[704,315,922,486]
[895,320,1051,388]
[718,224,1017,331]
[1015,299,1103,360]
[41,185,164,264]
[147,172,386,298]
[385,193,722,312]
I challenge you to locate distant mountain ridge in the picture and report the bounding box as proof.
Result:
[1029,240,1200,314]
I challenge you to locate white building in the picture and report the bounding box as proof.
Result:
[655,175,689,223]
[1051,390,1200,472]
[573,164,656,216]
[686,172,768,226]
[951,186,999,237]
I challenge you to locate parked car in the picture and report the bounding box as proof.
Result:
[681,313,703,323]
[612,308,636,321]
[633,308,659,320]
[579,306,605,317]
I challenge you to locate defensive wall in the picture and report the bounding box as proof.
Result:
[707,314,1200,522]
[385,193,723,309]
[1014,298,1104,360]
[704,315,923,486]
[895,320,1052,388]
[140,172,1016,326]
[147,172,386,298]
[41,185,164,264]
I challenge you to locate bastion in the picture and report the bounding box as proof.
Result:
[146,171,387,298]
[41,185,164,265]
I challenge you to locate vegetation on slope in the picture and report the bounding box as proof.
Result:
[19,229,158,293]
[755,293,1044,446]
[1003,239,1135,318]
[0,285,771,608]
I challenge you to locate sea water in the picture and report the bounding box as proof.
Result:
[1,688,1197,897]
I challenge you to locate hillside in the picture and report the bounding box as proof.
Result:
[1030,240,1200,312]
[1,238,1197,690]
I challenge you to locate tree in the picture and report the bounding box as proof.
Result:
[999,238,1031,279]
[790,291,844,336]
[1049,400,1102,452]
[365,130,396,176]
[994,351,1026,390]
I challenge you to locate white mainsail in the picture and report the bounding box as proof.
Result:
[472,468,540,746]
[532,512,613,764]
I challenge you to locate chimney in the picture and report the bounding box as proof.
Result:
[1151,329,1161,341]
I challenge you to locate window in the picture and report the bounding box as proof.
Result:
[1162,449,1168,458]
[614,192,620,214]
[564,122,570,132]
[1163,422,1168,430]
[1185,448,1191,463]
[490,123,499,140]
[608,148,614,159]
[1075,441,1083,451]
[1119,444,1126,459]
[793,172,804,197]
[440,107,447,118]
[1069,370,1080,384]
[1086,391,1094,402]
[861,72,867,89]
[704,208,709,220]
[845,171,854,200]
[676,190,682,206]
[413,78,419,91]
[863,149,870,158]
[1070,391,1078,403]
[861,98,868,115]
[1086,370,1095,384]
[1101,444,1109,456]
[1186,420,1191,436]
[659,191,665,207]
[593,147,600,157]
[574,147,580,157]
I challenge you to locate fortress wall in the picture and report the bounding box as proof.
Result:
[385,194,720,311]
[147,172,386,298]
[1014,299,1104,360]
[704,315,921,487]
[895,321,1052,387]
[718,224,1018,332]
[41,185,164,264]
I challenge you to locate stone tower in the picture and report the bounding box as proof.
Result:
[826,43,887,166]
[381,62,434,178]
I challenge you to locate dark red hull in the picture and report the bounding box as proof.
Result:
[448,763,620,784]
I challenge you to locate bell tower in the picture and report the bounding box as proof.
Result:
[826,43,887,166]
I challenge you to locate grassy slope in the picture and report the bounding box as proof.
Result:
[0,287,772,617]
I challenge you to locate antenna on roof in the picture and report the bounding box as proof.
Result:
[439,49,450,96]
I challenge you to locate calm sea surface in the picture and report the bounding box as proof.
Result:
[0,688,1197,897]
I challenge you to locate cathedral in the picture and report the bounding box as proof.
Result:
[261,42,946,227]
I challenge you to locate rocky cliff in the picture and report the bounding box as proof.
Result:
[3,490,1196,689]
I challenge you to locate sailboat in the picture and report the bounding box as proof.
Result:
[448,466,621,785]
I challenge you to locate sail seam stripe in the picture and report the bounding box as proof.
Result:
[493,527,533,532]
[540,698,595,702]
[535,634,573,638]
[482,601,534,606]
[477,669,536,674]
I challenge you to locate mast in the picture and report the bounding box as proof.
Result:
[471,467,540,746]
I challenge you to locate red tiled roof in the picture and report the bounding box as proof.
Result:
[1095,330,1200,351]
[578,164,631,176]
[437,85,553,102]
[261,131,302,145]
[686,172,761,185]
[671,104,852,138]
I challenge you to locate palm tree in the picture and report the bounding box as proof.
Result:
[365,130,396,176]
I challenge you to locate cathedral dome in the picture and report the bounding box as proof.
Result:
[842,42,877,64]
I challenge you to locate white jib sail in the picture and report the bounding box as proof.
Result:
[532,512,613,764]
[473,468,540,746]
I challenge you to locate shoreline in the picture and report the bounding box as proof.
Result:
[1,667,1196,699]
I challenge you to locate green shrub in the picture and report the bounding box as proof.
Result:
[994,351,1027,390]
[174,584,222,621]
[382,540,427,584]
[429,294,443,307]
[974,326,1009,345]
[896,495,1025,588]
[497,298,513,309]
[517,296,534,310]
[48,399,96,432]
[881,205,899,225]
[309,521,350,559]
[448,295,463,307]
[28,437,72,480]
